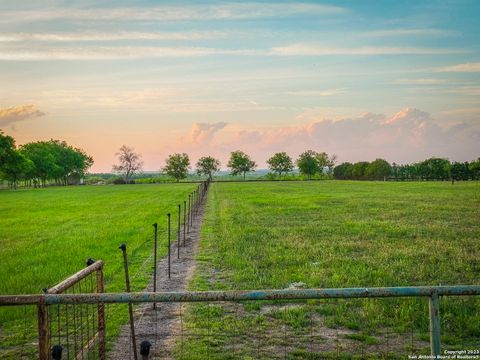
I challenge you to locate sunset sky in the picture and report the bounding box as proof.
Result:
[0,0,479,172]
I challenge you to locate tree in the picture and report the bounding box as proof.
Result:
[0,150,32,189]
[469,158,480,180]
[316,152,337,174]
[267,152,293,177]
[21,142,61,186]
[365,159,392,180]
[164,153,190,182]
[0,130,15,168]
[112,145,143,183]
[296,150,319,179]
[351,161,370,179]
[196,156,220,180]
[333,162,353,179]
[227,150,256,180]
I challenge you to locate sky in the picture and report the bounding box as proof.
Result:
[0,0,479,172]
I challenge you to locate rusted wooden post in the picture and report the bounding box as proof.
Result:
[429,292,441,356]
[37,297,49,360]
[183,200,187,246]
[96,265,106,360]
[177,204,181,259]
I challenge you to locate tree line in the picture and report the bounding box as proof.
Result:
[334,157,480,181]
[0,131,93,188]
[113,145,480,183]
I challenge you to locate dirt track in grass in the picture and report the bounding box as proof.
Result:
[109,195,206,360]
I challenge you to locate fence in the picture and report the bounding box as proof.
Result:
[1,285,479,359]
[38,259,106,360]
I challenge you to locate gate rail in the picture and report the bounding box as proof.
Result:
[1,285,479,358]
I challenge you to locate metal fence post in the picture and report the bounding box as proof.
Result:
[96,265,106,360]
[152,223,158,310]
[177,204,181,259]
[37,297,49,360]
[119,243,138,360]
[429,292,441,356]
[183,200,187,246]
[167,213,171,279]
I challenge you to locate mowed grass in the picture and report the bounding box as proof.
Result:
[180,181,480,359]
[0,184,195,354]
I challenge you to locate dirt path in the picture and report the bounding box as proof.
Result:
[109,195,207,360]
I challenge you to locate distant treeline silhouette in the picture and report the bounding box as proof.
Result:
[2,130,479,188]
[0,130,93,188]
[334,158,480,181]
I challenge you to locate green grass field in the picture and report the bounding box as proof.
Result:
[179,181,480,359]
[0,184,195,355]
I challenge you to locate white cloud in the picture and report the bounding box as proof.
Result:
[0,104,45,127]
[435,62,480,72]
[393,78,446,85]
[360,28,455,37]
[0,3,347,23]
[0,31,228,42]
[286,89,346,96]
[270,44,467,56]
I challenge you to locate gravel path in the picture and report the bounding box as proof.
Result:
[109,195,207,360]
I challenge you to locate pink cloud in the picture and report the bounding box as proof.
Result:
[0,104,45,127]
[186,108,479,167]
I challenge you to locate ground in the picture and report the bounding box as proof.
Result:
[0,181,478,359]
[0,183,196,357]
[178,181,480,359]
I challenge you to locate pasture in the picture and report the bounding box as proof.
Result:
[179,181,480,358]
[0,184,196,353]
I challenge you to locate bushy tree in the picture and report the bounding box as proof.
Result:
[164,153,190,182]
[0,130,15,168]
[0,151,32,189]
[267,152,293,176]
[296,150,319,179]
[112,145,143,183]
[351,161,370,179]
[333,162,353,179]
[316,152,337,174]
[227,150,256,180]
[365,159,391,180]
[196,156,220,180]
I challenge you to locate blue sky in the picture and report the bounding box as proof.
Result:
[0,1,479,171]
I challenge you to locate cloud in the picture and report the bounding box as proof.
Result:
[435,62,480,72]
[0,3,347,23]
[393,78,446,85]
[0,104,45,127]
[1,43,467,61]
[0,31,228,42]
[190,122,228,144]
[360,28,455,37]
[196,108,479,165]
[286,89,346,96]
[270,44,467,56]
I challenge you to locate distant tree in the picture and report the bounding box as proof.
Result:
[227,150,257,180]
[450,162,468,181]
[333,162,353,179]
[112,145,143,183]
[417,158,450,180]
[164,153,190,182]
[365,159,392,180]
[296,150,319,179]
[315,152,337,174]
[469,158,480,180]
[0,151,32,189]
[351,161,370,180]
[267,152,294,177]
[0,130,15,168]
[196,156,220,180]
[21,142,61,186]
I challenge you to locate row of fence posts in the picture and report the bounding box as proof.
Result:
[119,178,211,360]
